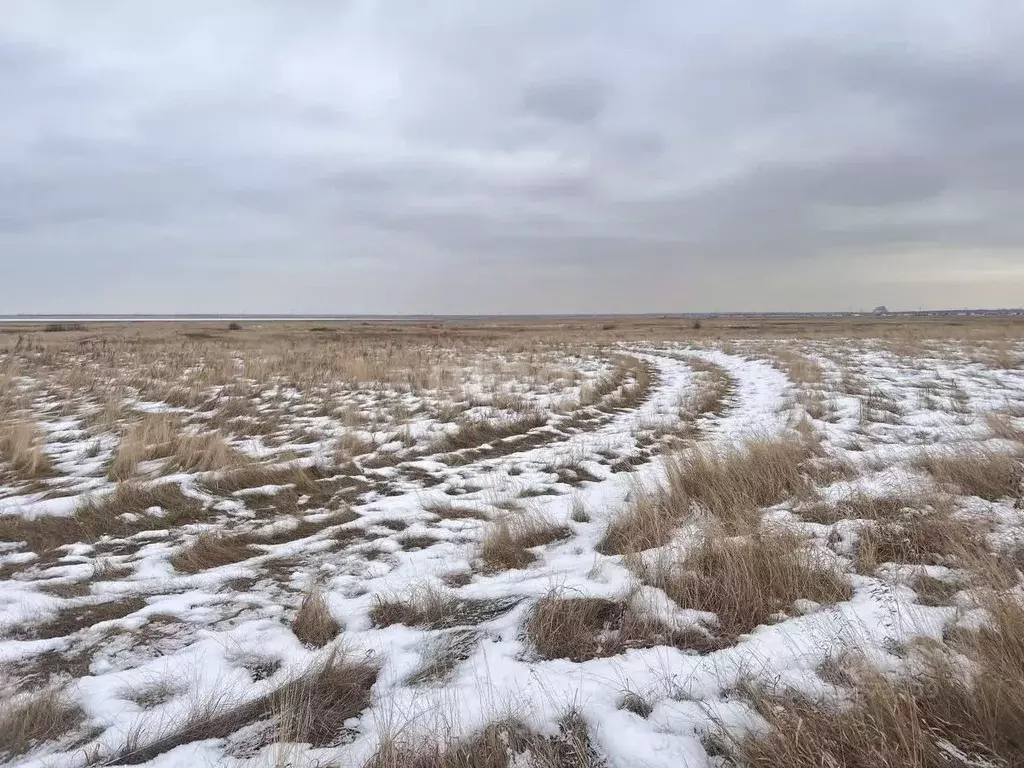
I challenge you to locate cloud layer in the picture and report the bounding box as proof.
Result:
[3,2,1024,313]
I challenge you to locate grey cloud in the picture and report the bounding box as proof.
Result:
[2,2,1024,313]
[521,77,608,124]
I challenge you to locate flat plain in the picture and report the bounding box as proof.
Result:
[1,316,1023,767]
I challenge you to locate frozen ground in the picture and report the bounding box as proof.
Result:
[1,331,1023,766]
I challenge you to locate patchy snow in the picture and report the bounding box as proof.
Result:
[1,340,1022,766]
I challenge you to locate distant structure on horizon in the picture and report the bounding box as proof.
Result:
[872,305,890,317]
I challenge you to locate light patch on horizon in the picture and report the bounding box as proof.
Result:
[2,1,1024,313]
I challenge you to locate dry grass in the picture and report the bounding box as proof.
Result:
[526,592,720,661]
[422,498,489,520]
[664,438,811,525]
[766,346,824,386]
[271,650,380,748]
[405,630,479,685]
[170,532,255,573]
[0,687,84,759]
[679,356,733,419]
[291,586,341,647]
[638,528,851,641]
[986,410,1024,442]
[431,411,548,454]
[107,413,181,480]
[600,437,811,554]
[0,481,205,553]
[369,711,605,768]
[480,511,571,571]
[855,513,987,573]
[201,463,329,497]
[598,483,682,555]
[18,595,147,640]
[162,431,246,474]
[915,445,1023,500]
[371,585,519,629]
[114,650,379,763]
[798,491,941,525]
[0,420,54,479]
[722,594,1024,767]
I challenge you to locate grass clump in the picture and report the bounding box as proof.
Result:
[0,687,83,759]
[526,592,720,661]
[163,431,246,474]
[369,711,605,768]
[855,513,987,573]
[721,594,1024,767]
[0,481,204,553]
[107,413,181,480]
[170,532,256,573]
[915,445,1023,501]
[371,585,519,629]
[639,528,851,641]
[113,650,378,764]
[600,437,811,555]
[480,511,571,571]
[0,420,54,479]
[291,586,341,647]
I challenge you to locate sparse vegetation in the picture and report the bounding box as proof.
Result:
[600,437,811,554]
[0,420,54,479]
[2,318,1024,764]
[0,687,84,758]
[637,527,851,641]
[480,510,571,570]
[291,586,341,647]
[369,711,606,768]
[526,591,720,660]
[719,594,1024,767]
[915,445,1023,500]
[171,532,256,573]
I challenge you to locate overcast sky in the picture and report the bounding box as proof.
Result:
[3,2,1024,314]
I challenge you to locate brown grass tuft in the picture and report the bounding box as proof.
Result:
[0,481,205,553]
[600,437,811,554]
[170,532,255,573]
[108,413,181,480]
[526,592,721,661]
[272,650,379,747]
[0,687,84,759]
[915,445,1023,501]
[638,528,851,641]
[18,595,147,640]
[0,420,54,479]
[798,491,941,525]
[202,463,327,496]
[679,355,733,419]
[369,711,605,768]
[986,411,1024,442]
[431,411,548,454]
[163,430,246,473]
[291,586,341,647]
[114,650,378,764]
[722,594,1024,768]
[480,511,571,571]
[371,585,519,629]
[856,513,988,573]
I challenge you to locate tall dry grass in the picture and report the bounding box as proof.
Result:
[637,527,851,641]
[0,687,83,759]
[480,510,571,571]
[0,420,54,479]
[600,437,811,554]
[721,590,1024,767]
[915,445,1023,501]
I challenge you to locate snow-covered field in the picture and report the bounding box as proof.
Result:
[1,324,1023,767]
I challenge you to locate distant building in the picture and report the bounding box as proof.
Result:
[872,305,889,317]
